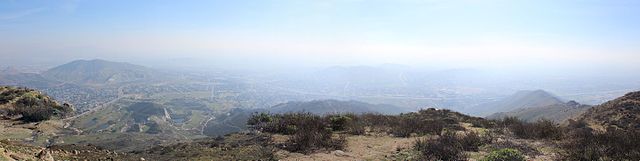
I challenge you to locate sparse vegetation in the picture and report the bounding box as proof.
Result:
[247,112,273,126]
[247,108,493,155]
[328,114,352,131]
[459,131,492,151]
[498,117,562,140]
[412,130,493,160]
[481,148,525,161]
[285,115,346,154]
[1,87,635,160]
[390,115,445,137]
[248,112,347,153]
[487,140,540,157]
[249,108,483,138]
[561,120,640,160]
[0,86,73,122]
[0,86,31,104]
[413,131,465,160]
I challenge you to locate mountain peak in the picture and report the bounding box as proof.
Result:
[42,59,155,84]
[67,59,129,66]
[514,89,557,97]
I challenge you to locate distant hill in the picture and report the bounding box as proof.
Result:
[487,100,591,123]
[42,59,156,84]
[0,66,19,75]
[0,72,61,88]
[470,90,564,116]
[576,91,640,131]
[268,99,411,115]
[0,86,73,122]
[71,100,174,134]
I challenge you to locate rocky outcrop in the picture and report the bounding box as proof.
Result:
[37,149,54,161]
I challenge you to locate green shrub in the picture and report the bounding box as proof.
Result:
[11,96,72,122]
[249,113,318,135]
[531,119,562,139]
[561,124,640,160]
[359,113,392,133]
[247,112,348,153]
[499,117,562,140]
[391,115,445,137]
[285,115,346,154]
[247,112,273,126]
[0,87,29,104]
[460,131,492,151]
[328,114,352,131]
[488,140,540,157]
[413,131,465,160]
[346,119,366,135]
[481,148,525,161]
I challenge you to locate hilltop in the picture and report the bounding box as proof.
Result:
[42,59,156,84]
[0,86,77,160]
[0,86,73,122]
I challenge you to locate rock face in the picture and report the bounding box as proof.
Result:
[577,91,640,131]
[37,149,54,161]
[0,148,15,161]
[163,108,172,121]
[332,150,350,157]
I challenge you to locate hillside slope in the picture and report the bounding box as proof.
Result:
[42,59,156,84]
[470,90,563,116]
[0,72,60,88]
[0,86,77,151]
[487,101,591,122]
[70,100,177,134]
[577,91,640,131]
[0,86,73,122]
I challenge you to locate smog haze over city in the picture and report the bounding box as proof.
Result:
[3,0,639,103]
[1,1,640,160]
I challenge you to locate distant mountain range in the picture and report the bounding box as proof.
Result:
[471,90,564,117]
[42,59,157,84]
[267,99,412,115]
[1,59,161,86]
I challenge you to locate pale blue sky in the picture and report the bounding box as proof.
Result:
[1,0,639,69]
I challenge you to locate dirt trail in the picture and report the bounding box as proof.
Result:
[280,135,422,161]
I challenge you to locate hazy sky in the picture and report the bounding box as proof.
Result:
[1,0,640,70]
